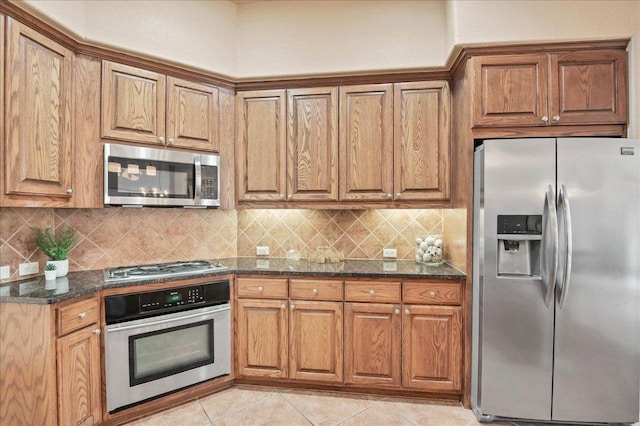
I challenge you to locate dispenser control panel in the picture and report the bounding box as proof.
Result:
[498,215,542,235]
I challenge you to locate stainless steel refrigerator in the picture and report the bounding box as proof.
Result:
[472,138,639,424]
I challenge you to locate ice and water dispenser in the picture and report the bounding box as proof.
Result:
[497,215,542,277]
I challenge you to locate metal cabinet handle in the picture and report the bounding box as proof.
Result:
[257,286,263,292]
[78,312,87,319]
[312,288,318,295]
[159,136,165,143]
[386,193,392,200]
[541,116,549,123]
[428,291,437,298]
[280,304,286,310]
[66,188,73,194]
[394,309,400,315]
[369,290,375,296]
[168,138,175,145]
[279,194,285,199]
[93,329,101,335]
[552,115,560,122]
[396,193,401,198]
[405,309,410,315]
[290,304,295,310]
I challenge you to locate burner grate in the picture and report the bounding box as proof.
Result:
[104,260,227,283]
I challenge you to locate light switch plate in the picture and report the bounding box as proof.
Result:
[256,246,270,256]
[0,266,10,280]
[383,248,397,258]
[19,262,39,276]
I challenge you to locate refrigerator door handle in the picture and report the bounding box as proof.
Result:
[557,184,573,308]
[542,185,559,307]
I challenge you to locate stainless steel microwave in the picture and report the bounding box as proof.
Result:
[104,143,220,208]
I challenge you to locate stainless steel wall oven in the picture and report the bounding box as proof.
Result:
[104,279,230,413]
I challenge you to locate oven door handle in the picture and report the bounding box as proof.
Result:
[106,305,230,333]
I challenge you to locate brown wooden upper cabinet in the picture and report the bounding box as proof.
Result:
[339,84,394,201]
[3,18,75,203]
[473,49,627,127]
[394,82,450,201]
[102,61,220,151]
[236,81,451,205]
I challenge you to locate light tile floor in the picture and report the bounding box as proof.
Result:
[123,386,557,426]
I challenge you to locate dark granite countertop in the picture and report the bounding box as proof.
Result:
[0,257,465,305]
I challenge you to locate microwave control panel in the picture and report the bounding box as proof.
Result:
[201,165,218,200]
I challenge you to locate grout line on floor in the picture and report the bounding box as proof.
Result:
[276,391,317,426]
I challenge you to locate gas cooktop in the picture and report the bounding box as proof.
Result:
[104,260,228,283]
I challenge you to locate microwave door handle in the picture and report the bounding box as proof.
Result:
[194,155,202,205]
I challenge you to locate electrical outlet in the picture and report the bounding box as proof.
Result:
[256,246,270,256]
[0,266,10,280]
[19,262,39,276]
[383,248,397,258]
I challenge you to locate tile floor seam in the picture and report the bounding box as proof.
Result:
[277,391,316,426]
[195,399,215,426]
[333,405,374,426]
[198,389,273,422]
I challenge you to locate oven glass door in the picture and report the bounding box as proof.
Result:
[130,319,213,386]
[106,156,194,199]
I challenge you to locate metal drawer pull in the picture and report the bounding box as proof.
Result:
[280,304,286,310]
[290,304,295,310]
[429,291,437,298]
[312,288,318,295]
[369,290,375,296]
[257,286,263,292]
[93,329,101,335]
[394,309,400,315]
[405,309,410,315]
[78,312,87,319]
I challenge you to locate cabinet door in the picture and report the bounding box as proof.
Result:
[167,76,219,151]
[4,18,74,199]
[344,303,401,387]
[549,49,627,125]
[473,54,548,127]
[102,61,166,145]
[394,82,450,201]
[287,87,338,201]
[402,305,462,392]
[339,84,393,201]
[56,326,102,426]
[236,90,286,202]
[289,300,343,382]
[236,299,288,378]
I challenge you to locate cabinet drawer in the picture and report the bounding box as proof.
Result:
[57,297,99,336]
[345,281,401,303]
[290,279,343,301]
[403,281,462,305]
[237,277,288,299]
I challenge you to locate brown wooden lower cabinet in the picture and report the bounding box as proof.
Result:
[402,305,462,392]
[0,296,102,426]
[57,324,102,426]
[344,303,402,387]
[236,298,289,379]
[289,300,343,382]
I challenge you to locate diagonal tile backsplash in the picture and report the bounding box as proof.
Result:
[237,209,442,260]
[0,207,443,282]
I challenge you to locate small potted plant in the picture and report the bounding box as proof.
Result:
[33,226,77,277]
[44,263,57,281]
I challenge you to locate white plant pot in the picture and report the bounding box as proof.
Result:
[46,259,69,277]
[44,270,57,281]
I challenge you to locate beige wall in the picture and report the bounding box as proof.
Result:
[22,0,239,77]
[234,0,446,78]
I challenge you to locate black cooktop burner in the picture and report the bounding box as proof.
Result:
[104,260,227,283]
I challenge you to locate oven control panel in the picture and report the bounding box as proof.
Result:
[105,279,231,324]
[139,286,206,311]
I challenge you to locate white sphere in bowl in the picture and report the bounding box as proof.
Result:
[416,249,425,257]
[423,253,432,262]
[415,254,422,262]
[425,236,436,246]
[436,248,443,256]
[419,241,429,251]
[415,237,423,245]
[434,239,443,248]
